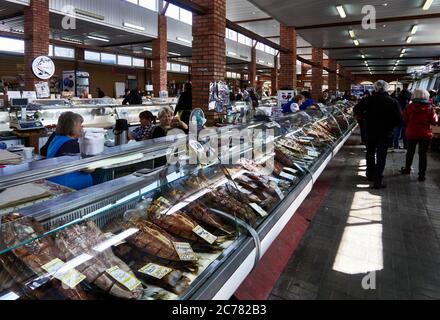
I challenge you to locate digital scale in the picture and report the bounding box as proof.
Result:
[9,98,45,131]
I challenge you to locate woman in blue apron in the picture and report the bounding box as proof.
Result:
[41,112,93,190]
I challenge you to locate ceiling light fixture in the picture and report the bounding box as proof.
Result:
[353,39,360,46]
[169,52,181,56]
[411,25,418,34]
[336,5,347,18]
[87,35,110,42]
[400,53,404,58]
[143,47,152,51]
[401,48,407,53]
[361,54,366,59]
[349,29,355,38]
[423,0,434,10]
[123,22,145,31]
[406,36,413,43]
[227,51,237,56]
[176,37,191,44]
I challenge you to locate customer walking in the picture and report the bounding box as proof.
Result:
[354,80,402,189]
[400,89,438,182]
[397,84,412,149]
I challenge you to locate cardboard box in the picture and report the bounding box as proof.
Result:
[432,125,440,135]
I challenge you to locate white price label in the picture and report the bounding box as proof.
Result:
[274,185,285,200]
[283,167,298,174]
[173,242,198,261]
[193,225,218,244]
[104,232,126,246]
[138,263,172,280]
[308,150,319,157]
[106,266,141,291]
[280,172,295,181]
[42,258,86,289]
[249,203,268,217]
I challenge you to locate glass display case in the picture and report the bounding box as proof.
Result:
[0,101,357,300]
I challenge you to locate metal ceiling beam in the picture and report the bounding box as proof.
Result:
[337,56,438,61]
[232,17,274,24]
[100,39,154,48]
[324,43,440,50]
[165,0,207,15]
[226,19,289,53]
[296,12,440,30]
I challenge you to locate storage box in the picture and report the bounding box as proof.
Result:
[432,126,440,135]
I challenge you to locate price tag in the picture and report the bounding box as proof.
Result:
[283,167,298,174]
[106,266,141,291]
[308,150,319,157]
[268,177,281,184]
[274,185,285,200]
[249,203,268,217]
[173,242,198,261]
[280,172,295,181]
[193,225,218,244]
[229,183,252,195]
[138,263,172,280]
[42,258,86,289]
[104,232,126,247]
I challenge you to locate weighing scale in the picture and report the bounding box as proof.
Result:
[9,98,45,131]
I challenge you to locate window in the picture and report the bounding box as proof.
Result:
[165,3,180,20]
[118,55,132,66]
[133,58,145,67]
[126,0,157,11]
[171,63,181,72]
[0,37,24,53]
[226,29,238,41]
[164,2,192,25]
[180,8,192,25]
[101,53,117,64]
[54,46,74,58]
[85,51,101,62]
[180,65,189,73]
[167,62,171,71]
[139,0,156,11]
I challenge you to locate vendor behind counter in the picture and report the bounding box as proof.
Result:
[40,111,93,190]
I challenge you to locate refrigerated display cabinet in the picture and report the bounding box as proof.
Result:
[0,101,357,300]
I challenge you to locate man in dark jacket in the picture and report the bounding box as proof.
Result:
[354,80,402,189]
[174,82,192,125]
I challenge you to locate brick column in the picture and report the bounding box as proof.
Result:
[192,0,226,122]
[311,47,324,101]
[328,59,337,92]
[249,46,257,89]
[279,26,297,89]
[152,14,168,97]
[24,0,50,91]
[271,55,278,96]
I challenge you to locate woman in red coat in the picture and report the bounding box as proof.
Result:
[401,89,439,181]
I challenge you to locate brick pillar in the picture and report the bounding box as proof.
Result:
[192,0,226,122]
[328,59,337,93]
[249,46,257,89]
[279,26,297,89]
[152,14,168,97]
[271,55,278,96]
[24,0,50,91]
[311,47,324,101]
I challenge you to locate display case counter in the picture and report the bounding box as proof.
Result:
[0,101,356,300]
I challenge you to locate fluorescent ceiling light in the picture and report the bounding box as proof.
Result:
[336,5,347,18]
[406,36,413,43]
[411,25,418,34]
[123,22,145,31]
[169,52,181,56]
[401,48,407,53]
[176,37,191,44]
[361,54,366,59]
[227,51,237,56]
[400,53,404,58]
[75,9,105,20]
[349,29,355,38]
[423,0,434,10]
[268,62,273,66]
[87,35,110,42]
[353,39,360,46]
[143,47,152,51]
[258,59,265,64]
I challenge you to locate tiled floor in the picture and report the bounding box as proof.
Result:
[270,132,440,300]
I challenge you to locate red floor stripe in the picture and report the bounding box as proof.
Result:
[234,180,332,300]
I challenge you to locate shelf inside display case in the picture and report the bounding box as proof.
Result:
[0,101,357,300]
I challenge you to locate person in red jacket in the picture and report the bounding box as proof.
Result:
[401,89,439,181]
